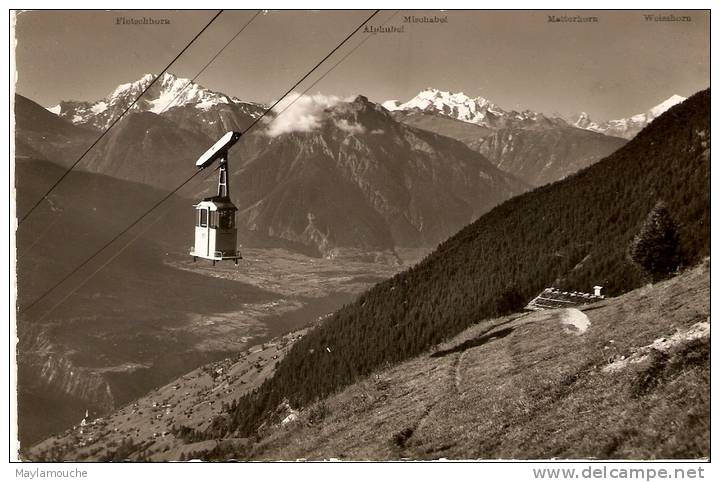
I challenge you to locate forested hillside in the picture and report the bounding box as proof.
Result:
[207,89,710,438]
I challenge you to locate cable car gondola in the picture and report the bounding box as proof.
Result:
[190,131,243,266]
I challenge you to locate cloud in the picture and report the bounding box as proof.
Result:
[264,92,342,137]
[334,119,366,135]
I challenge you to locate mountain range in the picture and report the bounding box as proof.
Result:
[383,88,569,131]
[383,88,688,186]
[470,126,627,186]
[15,94,98,167]
[227,95,527,255]
[205,87,711,448]
[19,74,532,257]
[23,86,710,461]
[18,74,693,254]
[385,89,627,186]
[384,87,686,140]
[570,94,687,139]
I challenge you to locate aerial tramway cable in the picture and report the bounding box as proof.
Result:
[20,10,381,320]
[17,10,226,226]
[270,11,399,121]
[17,10,263,258]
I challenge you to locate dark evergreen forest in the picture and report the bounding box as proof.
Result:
[204,89,710,441]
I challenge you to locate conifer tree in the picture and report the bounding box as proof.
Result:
[629,201,682,281]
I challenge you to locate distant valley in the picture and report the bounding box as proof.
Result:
[13,73,704,454]
[23,87,710,461]
[14,156,408,447]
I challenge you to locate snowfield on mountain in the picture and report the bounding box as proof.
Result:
[570,94,687,139]
[47,72,265,131]
[386,88,687,141]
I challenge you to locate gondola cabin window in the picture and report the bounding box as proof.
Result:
[219,210,235,230]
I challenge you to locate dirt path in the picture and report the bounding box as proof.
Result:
[454,350,468,394]
[402,309,588,457]
[400,351,461,456]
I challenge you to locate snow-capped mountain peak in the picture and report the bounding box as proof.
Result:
[572,94,687,139]
[103,72,245,114]
[575,112,590,123]
[384,87,568,130]
[46,72,262,130]
[647,94,686,119]
[384,87,497,125]
[570,111,601,131]
[110,73,154,99]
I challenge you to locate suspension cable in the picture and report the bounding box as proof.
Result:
[20,10,381,319]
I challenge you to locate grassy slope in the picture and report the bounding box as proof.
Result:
[221,89,709,435]
[20,90,710,460]
[251,260,709,460]
[26,260,709,461]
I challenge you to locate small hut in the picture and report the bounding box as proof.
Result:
[525,286,604,311]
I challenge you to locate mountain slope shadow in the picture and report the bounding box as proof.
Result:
[430,326,515,358]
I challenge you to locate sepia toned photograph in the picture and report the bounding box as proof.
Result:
[9,6,710,466]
